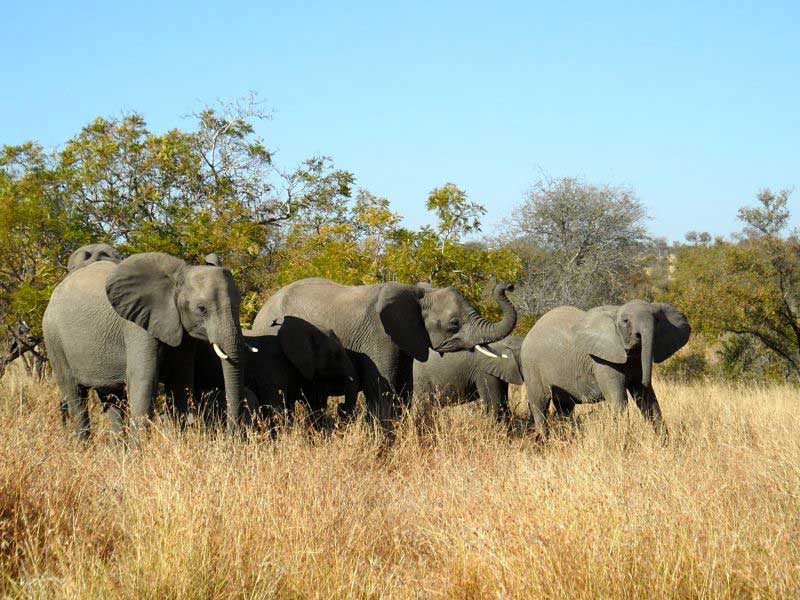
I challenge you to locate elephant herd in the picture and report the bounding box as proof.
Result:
[40,244,691,442]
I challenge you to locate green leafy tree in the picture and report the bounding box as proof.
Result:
[668,189,800,380]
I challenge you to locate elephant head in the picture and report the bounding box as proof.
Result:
[276,316,357,385]
[476,335,525,384]
[67,243,123,272]
[377,282,517,362]
[573,300,691,387]
[105,252,247,430]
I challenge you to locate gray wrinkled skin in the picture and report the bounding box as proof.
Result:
[521,300,690,440]
[43,253,246,439]
[195,318,359,430]
[252,278,517,429]
[413,335,524,422]
[67,243,123,272]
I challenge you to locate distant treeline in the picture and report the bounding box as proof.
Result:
[1,97,797,383]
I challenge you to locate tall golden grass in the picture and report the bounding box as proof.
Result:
[1,374,799,598]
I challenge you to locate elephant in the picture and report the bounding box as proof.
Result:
[252,278,517,429]
[67,243,123,272]
[194,316,359,430]
[521,300,691,439]
[42,252,248,439]
[412,335,524,422]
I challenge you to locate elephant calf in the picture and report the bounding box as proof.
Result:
[521,300,690,439]
[195,317,359,430]
[413,335,524,422]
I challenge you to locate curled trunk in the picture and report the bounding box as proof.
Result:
[465,283,517,346]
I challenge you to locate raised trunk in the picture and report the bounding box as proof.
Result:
[466,283,517,345]
[639,319,655,388]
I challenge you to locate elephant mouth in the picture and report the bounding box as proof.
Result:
[433,338,462,353]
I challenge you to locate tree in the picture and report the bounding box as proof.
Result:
[668,189,800,380]
[501,176,650,318]
[0,97,359,336]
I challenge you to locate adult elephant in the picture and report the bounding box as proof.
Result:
[195,316,358,429]
[43,252,247,438]
[413,335,524,421]
[67,243,123,272]
[252,278,517,428]
[521,300,690,439]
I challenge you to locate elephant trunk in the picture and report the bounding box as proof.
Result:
[639,318,655,388]
[214,320,245,434]
[466,283,517,346]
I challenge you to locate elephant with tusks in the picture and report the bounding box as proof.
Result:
[43,252,252,439]
[252,278,517,431]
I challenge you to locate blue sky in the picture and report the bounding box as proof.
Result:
[3,1,798,240]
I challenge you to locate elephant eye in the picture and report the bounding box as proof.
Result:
[197,305,208,315]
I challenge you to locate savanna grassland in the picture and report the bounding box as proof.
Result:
[1,374,799,599]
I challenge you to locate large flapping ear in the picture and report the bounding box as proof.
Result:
[479,338,524,384]
[573,307,627,364]
[105,253,186,347]
[276,316,317,381]
[651,303,692,363]
[377,283,431,362]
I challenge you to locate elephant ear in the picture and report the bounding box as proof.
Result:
[377,283,430,362]
[277,316,317,381]
[105,253,186,347]
[652,303,691,363]
[480,338,524,384]
[573,308,627,364]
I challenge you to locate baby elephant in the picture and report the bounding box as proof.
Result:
[521,300,690,439]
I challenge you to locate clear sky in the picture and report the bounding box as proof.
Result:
[3,1,798,241]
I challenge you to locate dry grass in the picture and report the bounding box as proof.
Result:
[1,376,799,599]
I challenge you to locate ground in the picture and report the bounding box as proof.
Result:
[1,375,799,598]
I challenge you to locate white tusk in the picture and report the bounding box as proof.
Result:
[213,343,229,360]
[501,354,509,359]
[245,343,259,353]
[475,344,501,358]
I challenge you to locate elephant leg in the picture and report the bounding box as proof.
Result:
[48,341,81,432]
[595,366,628,417]
[523,372,550,440]
[51,357,89,439]
[337,386,359,423]
[362,367,396,433]
[99,392,126,436]
[125,337,160,440]
[59,397,69,428]
[476,376,510,423]
[551,387,576,421]
[408,387,435,437]
[65,385,91,440]
[628,382,668,441]
[162,342,196,428]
